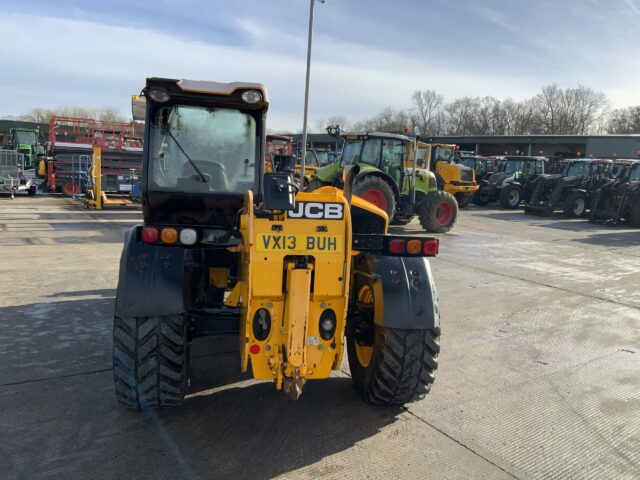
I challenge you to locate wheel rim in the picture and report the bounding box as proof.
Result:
[435,202,453,225]
[63,182,79,196]
[574,198,585,215]
[354,285,374,368]
[361,189,388,212]
[509,189,520,206]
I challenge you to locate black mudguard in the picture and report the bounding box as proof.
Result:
[352,254,439,329]
[114,226,188,318]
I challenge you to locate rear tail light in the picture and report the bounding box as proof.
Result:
[388,239,406,254]
[142,226,201,245]
[141,226,159,243]
[423,239,438,256]
[160,228,178,244]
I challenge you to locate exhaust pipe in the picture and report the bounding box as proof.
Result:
[342,164,360,206]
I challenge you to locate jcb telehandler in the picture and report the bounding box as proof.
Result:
[113,78,441,408]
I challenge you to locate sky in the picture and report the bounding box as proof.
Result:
[1,0,639,131]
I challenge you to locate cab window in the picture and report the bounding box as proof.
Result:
[360,138,382,166]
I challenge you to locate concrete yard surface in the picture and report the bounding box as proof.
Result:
[1,195,639,479]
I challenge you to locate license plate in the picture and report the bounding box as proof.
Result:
[119,184,133,191]
[256,234,342,253]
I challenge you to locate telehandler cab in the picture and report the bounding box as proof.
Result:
[113,78,441,408]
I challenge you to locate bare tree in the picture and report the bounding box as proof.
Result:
[18,108,56,124]
[607,106,640,134]
[17,105,126,124]
[530,84,608,134]
[412,90,445,135]
[354,106,415,133]
[97,106,127,122]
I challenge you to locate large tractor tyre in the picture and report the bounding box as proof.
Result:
[417,191,458,233]
[353,176,397,220]
[472,190,491,206]
[347,324,440,406]
[499,184,522,209]
[627,203,640,227]
[113,315,189,409]
[563,192,587,218]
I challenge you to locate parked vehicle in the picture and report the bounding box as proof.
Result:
[590,160,640,226]
[457,155,499,183]
[112,77,441,407]
[0,151,37,198]
[474,156,547,208]
[524,159,613,217]
[422,142,478,207]
[312,132,458,232]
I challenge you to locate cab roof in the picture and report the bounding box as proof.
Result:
[176,79,268,102]
[503,155,548,162]
[342,131,412,142]
[567,158,612,164]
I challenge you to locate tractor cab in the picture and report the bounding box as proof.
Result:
[340,132,409,188]
[9,128,44,170]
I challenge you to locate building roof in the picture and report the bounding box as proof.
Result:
[421,134,640,144]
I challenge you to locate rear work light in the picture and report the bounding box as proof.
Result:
[179,228,198,245]
[141,226,159,243]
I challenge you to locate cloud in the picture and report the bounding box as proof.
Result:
[0,3,639,131]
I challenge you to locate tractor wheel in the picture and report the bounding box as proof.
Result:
[472,190,491,206]
[563,192,587,217]
[499,185,521,209]
[627,203,640,227]
[62,181,80,197]
[28,185,37,197]
[353,176,396,220]
[417,191,458,233]
[113,315,189,409]
[347,285,440,405]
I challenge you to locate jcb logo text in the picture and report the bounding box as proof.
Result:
[288,202,343,220]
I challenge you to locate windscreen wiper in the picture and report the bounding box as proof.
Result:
[164,129,208,183]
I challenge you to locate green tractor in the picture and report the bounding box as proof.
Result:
[6,128,45,170]
[311,132,458,233]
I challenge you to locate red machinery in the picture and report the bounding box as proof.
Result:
[46,116,144,196]
[265,134,294,172]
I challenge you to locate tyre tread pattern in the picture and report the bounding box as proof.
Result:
[361,327,440,405]
[113,315,187,409]
[352,175,397,220]
[418,190,458,233]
